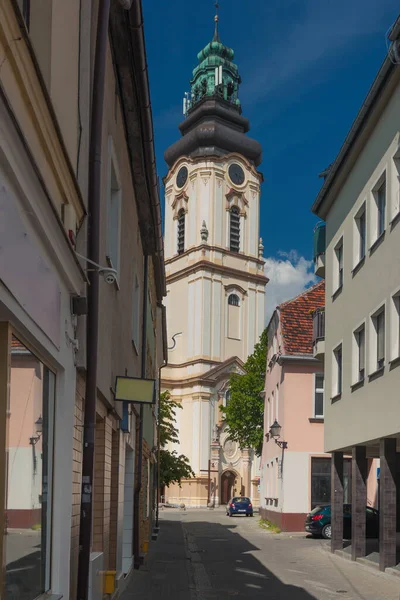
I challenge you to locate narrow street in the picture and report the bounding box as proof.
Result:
[123,509,400,600]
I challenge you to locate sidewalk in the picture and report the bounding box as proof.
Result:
[120,516,193,600]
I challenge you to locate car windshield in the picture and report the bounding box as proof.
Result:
[232,497,250,503]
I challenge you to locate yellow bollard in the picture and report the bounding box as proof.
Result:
[102,570,116,595]
[142,540,149,553]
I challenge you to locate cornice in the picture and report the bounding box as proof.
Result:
[166,259,268,286]
[165,243,266,268]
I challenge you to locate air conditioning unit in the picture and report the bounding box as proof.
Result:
[88,552,104,600]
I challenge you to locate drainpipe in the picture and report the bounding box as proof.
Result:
[76,1,132,599]
[133,254,148,568]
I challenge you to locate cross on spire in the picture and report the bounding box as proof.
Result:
[213,0,220,42]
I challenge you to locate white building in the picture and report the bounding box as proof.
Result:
[161,19,267,506]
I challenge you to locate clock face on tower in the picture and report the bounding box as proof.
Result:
[176,166,188,188]
[228,163,245,186]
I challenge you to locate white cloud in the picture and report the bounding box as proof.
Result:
[264,251,317,321]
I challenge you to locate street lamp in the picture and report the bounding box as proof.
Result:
[268,419,287,449]
[29,415,43,446]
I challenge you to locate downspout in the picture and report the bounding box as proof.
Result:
[77,1,132,599]
[133,254,149,568]
[156,304,168,529]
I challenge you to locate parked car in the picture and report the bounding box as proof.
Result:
[226,496,254,517]
[305,504,379,539]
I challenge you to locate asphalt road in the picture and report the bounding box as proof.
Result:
[149,508,400,600]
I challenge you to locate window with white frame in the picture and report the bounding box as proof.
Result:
[332,344,342,397]
[314,374,324,417]
[106,142,121,276]
[229,206,240,252]
[352,324,365,383]
[333,238,343,292]
[371,174,386,243]
[353,203,366,267]
[392,156,400,221]
[390,291,400,361]
[370,306,385,372]
[275,384,279,421]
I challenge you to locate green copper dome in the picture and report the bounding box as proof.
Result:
[189,17,241,109]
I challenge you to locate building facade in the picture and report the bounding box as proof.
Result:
[312,17,400,572]
[0,2,166,600]
[161,18,267,507]
[259,282,341,531]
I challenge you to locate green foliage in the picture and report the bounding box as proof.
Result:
[259,518,281,534]
[220,329,268,456]
[159,391,195,488]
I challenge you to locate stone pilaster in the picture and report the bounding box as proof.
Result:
[379,438,397,571]
[210,441,221,506]
[331,451,344,553]
[351,446,367,561]
[242,448,252,497]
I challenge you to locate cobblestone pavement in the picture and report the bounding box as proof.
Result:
[121,508,400,599]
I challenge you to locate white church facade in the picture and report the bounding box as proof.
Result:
[161,15,267,507]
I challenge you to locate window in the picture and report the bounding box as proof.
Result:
[6,336,55,599]
[229,206,240,252]
[372,175,386,243]
[390,292,400,361]
[311,458,331,509]
[177,209,185,254]
[106,142,121,276]
[354,204,366,267]
[314,374,324,417]
[132,272,140,351]
[275,385,279,421]
[225,389,231,407]
[227,292,241,340]
[353,324,365,383]
[228,294,240,307]
[392,157,400,221]
[371,307,385,371]
[333,238,343,292]
[333,344,342,396]
[377,180,386,237]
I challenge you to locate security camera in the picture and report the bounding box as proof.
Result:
[101,268,118,285]
[75,253,118,285]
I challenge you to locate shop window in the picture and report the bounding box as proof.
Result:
[5,336,55,598]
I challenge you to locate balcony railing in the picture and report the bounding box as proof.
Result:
[312,308,325,345]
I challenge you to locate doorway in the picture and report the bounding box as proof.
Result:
[221,470,236,504]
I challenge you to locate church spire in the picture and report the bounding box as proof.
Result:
[213,1,220,42]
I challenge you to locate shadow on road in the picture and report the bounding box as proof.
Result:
[183,517,318,599]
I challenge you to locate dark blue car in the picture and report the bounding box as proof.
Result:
[226,496,253,517]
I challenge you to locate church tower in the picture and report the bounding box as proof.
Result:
[162,11,268,507]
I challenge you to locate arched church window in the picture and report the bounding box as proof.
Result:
[229,206,240,252]
[177,209,185,254]
[228,294,240,307]
[225,389,231,407]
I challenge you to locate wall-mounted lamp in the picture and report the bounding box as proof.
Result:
[29,415,43,446]
[268,419,287,449]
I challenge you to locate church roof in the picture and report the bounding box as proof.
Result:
[279,281,325,355]
[164,12,262,168]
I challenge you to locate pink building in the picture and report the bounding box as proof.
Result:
[260,281,335,531]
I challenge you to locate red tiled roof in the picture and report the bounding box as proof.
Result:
[279,281,325,355]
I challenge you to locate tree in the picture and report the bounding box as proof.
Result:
[220,329,267,456]
[159,391,194,488]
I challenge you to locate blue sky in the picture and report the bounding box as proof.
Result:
[143,0,399,312]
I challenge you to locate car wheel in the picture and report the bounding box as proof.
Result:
[321,524,332,539]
